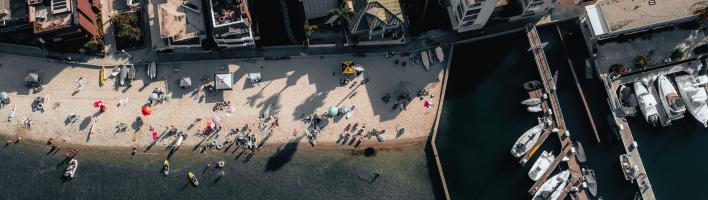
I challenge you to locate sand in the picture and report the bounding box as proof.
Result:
[0,52,446,150]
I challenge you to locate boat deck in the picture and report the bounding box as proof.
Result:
[525,24,588,200]
[520,90,553,165]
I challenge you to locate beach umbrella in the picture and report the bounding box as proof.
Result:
[149,93,159,101]
[180,77,192,87]
[93,99,103,107]
[141,105,152,116]
[212,116,222,125]
[328,106,339,116]
[25,73,39,82]
[0,91,7,100]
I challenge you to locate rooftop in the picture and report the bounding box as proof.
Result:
[209,0,251,27]
[157,0,204,41]
[598,0,706,32]
[0,0,28,21]
[28,0,74,33]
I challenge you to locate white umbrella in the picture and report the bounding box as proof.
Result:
[25,73,39,82]
[180,77,192,87]
[215,73,233,90]
[0,92,7,100]
[328,106,339,116]
[149,93,159,101]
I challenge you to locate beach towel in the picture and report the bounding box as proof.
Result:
[152,131,158,140]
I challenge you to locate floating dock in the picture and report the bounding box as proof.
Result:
[525,24,589,200]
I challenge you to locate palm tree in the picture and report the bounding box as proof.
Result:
[329,3,354,30]
[635,54,652,70]
[304,20,318,37]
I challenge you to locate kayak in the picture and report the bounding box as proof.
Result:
[163,160,169,176]
[100,65,106,85]
[188,171,199,186]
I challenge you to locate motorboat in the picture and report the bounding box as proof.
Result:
[511,119,545,158]
[421,51,430,71]
[148,62,157,80]
[675,75,708,127]
[188,171,199,186]
[527,104,542,113]
[575,141,587,163]
[532,170,570,200]
[163,160,169,176]
[618,85,638,117]
[528,151,554,181]
[657,75,686,116]
[64,159,78,179]
[521,98,542,106]
[582,168,598,197]
[619,154,637,183]
[633,82,659,125]
[434,46,444,63]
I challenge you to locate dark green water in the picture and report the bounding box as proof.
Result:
[0,142,436,199]
[435,21,643,199]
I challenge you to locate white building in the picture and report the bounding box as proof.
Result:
[447,0,497,32]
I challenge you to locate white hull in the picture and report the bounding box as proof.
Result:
[421,51,430,71]
[633,82,659,124]
[64,159,78,178]
[528,151,554,181]
[511,122,544,158]
[657,75,686,116]
[675,75,708,127]
[521,98,542,106]
[435,47,444,63]
[532,170,570,200]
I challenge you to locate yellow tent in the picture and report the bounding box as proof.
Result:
[341,61,355,75]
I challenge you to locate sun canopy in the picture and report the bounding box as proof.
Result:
[142,105,152,116]
[215,73,233,90]
[180,77,192,87]
[0,91,8,100]
[248,73,261,81]
[149,93,159,101]
[341,61,355,75]
[328,106,339,116]
[25,73,39,82]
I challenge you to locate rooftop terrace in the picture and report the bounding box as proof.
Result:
[598,0,706,32]
[28,0,74,33]
[157,0,204,41]
[209,0,251,27]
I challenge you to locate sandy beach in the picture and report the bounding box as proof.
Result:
[0,52,446,151]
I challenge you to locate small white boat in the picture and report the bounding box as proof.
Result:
[521,98,542,106]
[527,104,542,113]
[174,135,184,147]
[583,168,598,197]
[345,105,355,119]
[528,151,554,181]
[675,75,708,127]
[633,82,659,125]
[119,65,128,86]
[618,85,638,117]
[511,120,545,158]
[532,170,570,200]
[619,154,637,182]
[421,51,430,71]
[434,46,444,63]
[657,75,686,116]
[64,159,78,179]
[148,62,157,80]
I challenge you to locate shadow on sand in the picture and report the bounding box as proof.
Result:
[264,136,302,172]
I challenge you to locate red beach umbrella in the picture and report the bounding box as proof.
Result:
[141,105,152,116]
[93,100,103,107]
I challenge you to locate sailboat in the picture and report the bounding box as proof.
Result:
[511,119,545,158]
[675,75,708,127]
[528,151,554,181]
[421,50,430,71]
[633,82,659,125]
[532,170,570,200]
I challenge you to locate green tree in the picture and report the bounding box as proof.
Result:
[329,3,353,29]
[635,54,651,70]
[113,13,141,44]
[671,49,686,60]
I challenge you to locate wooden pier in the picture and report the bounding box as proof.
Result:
[602,74,657,200]
[525,24,588,200]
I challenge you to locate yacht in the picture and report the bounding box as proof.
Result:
[619,154,637,183]
[532,170,570,200]
[618,85,638,117]
[434,46,444,63]
[633,82,659,125]
[528,151,554,181]
[675,75,708,127]
[64,159,78,179]
[511,119,545,158]
[657,75,686,116]
[582,168,598,197]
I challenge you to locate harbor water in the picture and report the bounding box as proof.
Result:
[0,142,437,199]
[435,20,644,199]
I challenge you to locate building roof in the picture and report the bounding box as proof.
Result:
[347,0,404,34]
[598,0,706,32]
[302,0,337,19]
[585,4,609,36]
[28,0,75,33]
[0,0,28,21]
[157,0,203,41]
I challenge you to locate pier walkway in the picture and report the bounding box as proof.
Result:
[602,73,657,200]
[525,24,588,200]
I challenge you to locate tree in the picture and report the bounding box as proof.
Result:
[113,13,142,44]
[329,3,353,29]
[671,49,686,60]
[610,64,628,75]
[304,20,318,37]
[634,54,651,70]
